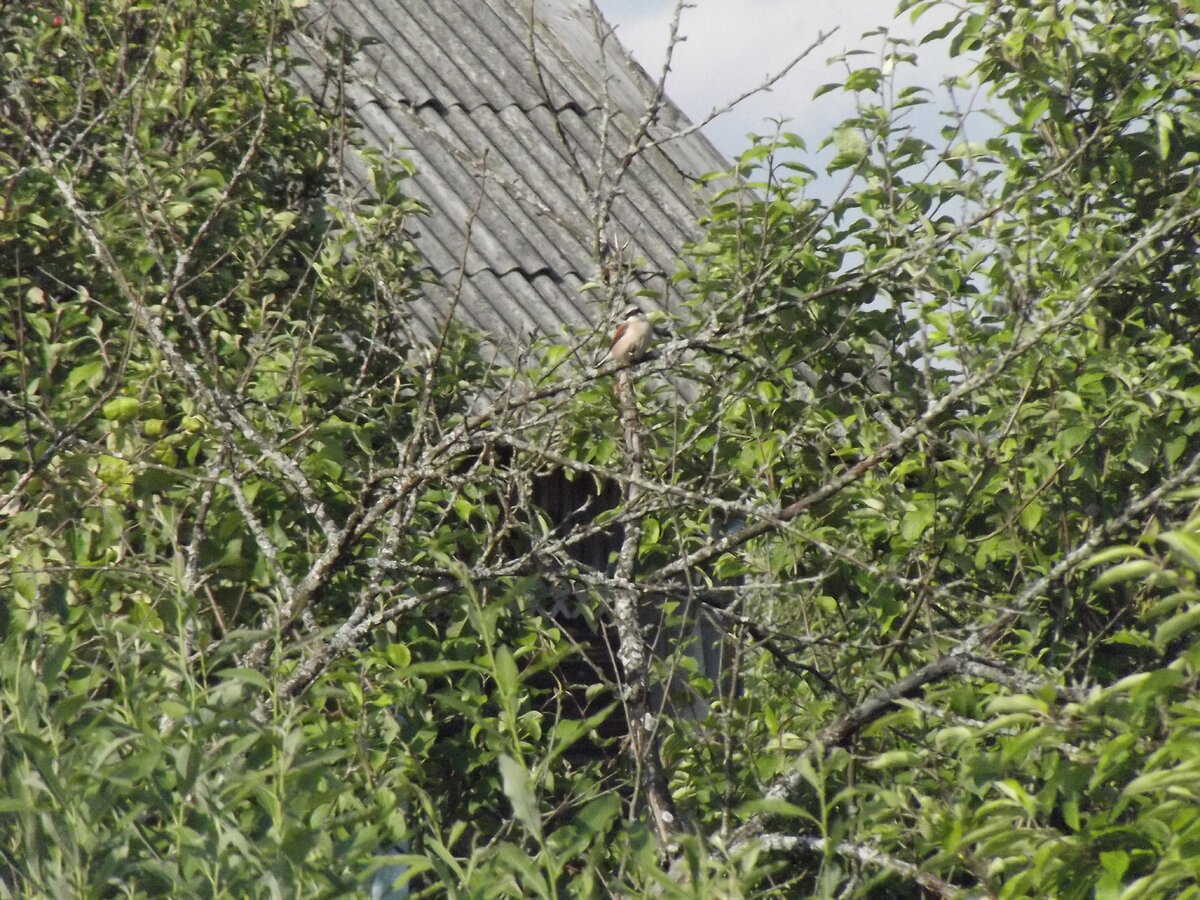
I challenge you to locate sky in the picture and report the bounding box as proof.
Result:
[591,0,967,161]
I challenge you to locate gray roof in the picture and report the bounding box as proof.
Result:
[293,0,731,355]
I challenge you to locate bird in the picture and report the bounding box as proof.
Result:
[603,305,653,366]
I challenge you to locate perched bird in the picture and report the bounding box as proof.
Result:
[603,305,653,365]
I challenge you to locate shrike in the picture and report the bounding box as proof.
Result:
[603,305,652,365]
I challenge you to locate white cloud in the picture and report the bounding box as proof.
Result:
[595,0,966,158]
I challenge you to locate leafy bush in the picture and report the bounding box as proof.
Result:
[3,0,1200,896]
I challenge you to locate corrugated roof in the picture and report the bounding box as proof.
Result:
[293,0,731,356]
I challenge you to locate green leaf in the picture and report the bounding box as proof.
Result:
[1159,530,1200,570]
[867,750,924,769]
[1081,546,1145,569]
[573,792,620,835]
[498,754,542,841]
[1019,500,1044,531]
[900,494,935,541]
[641,516,661,547]
[402,660,482,677]
[493,644,519,700]
[217,667,271,691]
[1157,111,1173,159]
[101,396,140,422]
[1154,607,1200,649]
[845,68,882,92]
[66,359,106,389]
[1021,96,1050,130]
[735,796,818,823]
[385,643,412,667]
[493,842,550,894]
[985,695,1048,716]
[1122,762,1200,796]
[830,127,868,170]
[1092,560,1160,589]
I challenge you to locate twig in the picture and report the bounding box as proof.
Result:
[760,833,962,898]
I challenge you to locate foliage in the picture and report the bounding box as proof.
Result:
[3,0,1200,897]
[0,0,485,895]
